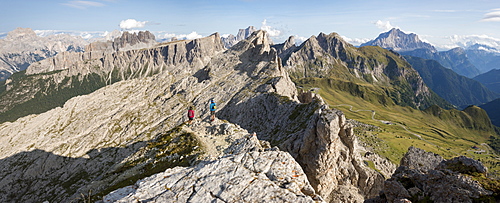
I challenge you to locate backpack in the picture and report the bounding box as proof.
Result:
[210,102,217,111]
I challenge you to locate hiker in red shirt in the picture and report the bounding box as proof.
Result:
[187,106,195,125]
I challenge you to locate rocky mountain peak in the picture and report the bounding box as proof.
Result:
[284,35,296,49]
[221,26,258,48]
[85,30,156,53]
[237,25,257,40]
[4,27,37,41]
[362,28,436,52]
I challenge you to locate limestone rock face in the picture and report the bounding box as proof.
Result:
[290,107,389,202]
[25,32,223,76]
[219,83,395,202]
[85,30,157,53]
[102,133,322,203]
[369,147,493,203]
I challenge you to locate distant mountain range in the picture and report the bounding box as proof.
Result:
[362,28,481,78]
[0,28,87,80]
[474,69,500,94]
[404,55,499,108]
[466,45,500,74]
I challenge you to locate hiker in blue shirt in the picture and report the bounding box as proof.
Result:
[209,99,216,122]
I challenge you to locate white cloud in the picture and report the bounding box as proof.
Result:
[481,8,500,22]
[181,32,203,40]
[293,35,309,46]
[260,19,281,37]
[428,34,500,51]
[374,20,396,31]
[342,36,371,46]
[119,19,148,30]
[449,34,500,47]
[155,31,203,41]
[62,1,105,9]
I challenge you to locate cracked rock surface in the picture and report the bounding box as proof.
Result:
[102,134,323,202]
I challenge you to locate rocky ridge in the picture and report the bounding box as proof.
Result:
[277,31,449,109]
[102,129,322,202]
[0,30,396,202]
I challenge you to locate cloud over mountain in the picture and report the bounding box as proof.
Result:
[155,31,202,41]
[119,19,148,30]
[374,20,396,31]
[260,19,281,37]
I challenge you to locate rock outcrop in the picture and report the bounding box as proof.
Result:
[219,95,396,202]
[368,147,495,203]
[102,132,322,202]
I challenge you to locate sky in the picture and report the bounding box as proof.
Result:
[1,0,500,50]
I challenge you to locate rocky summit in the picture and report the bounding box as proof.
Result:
[368,147,495,203]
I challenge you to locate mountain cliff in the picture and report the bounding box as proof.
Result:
[404,55,499,108]
[0,28,87,80]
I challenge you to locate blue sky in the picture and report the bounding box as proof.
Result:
[1,0,500,49]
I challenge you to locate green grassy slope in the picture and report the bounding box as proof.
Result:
[295,77,500,177]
